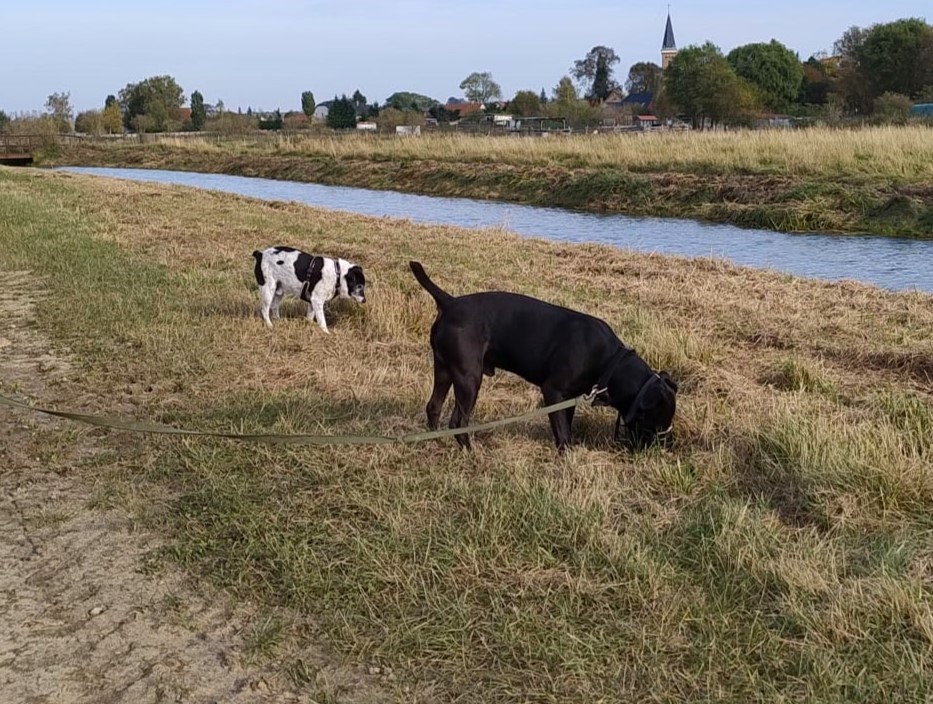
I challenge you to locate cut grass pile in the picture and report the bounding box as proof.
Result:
[1,166,932,702]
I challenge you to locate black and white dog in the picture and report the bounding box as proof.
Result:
[409,261,677,452]
[252,246,366,332]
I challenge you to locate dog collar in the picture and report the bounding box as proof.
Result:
[588,347,635,401]
[622,373,661,426]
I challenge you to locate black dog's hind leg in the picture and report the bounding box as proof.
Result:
[426,355,452,430]
[450,371,482,450]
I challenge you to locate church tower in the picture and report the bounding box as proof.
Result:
[661,11,677,69]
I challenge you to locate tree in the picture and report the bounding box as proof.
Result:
[190,90,207,131]
[119,75,185,132]
[74,110,103,135]
[44,92,73,132]
[351,89,369,118]
[509,90,542,116]
[833,19,933,113]
[459,72,502,104]
[665,42,761,128]
[727,40,804,111]
[552,76,578,106]
[625,62,663,96]
[301,91,315,119]
[101,101,123,134]
[105,94,117,109]
[799,56,832,105]
[258,109,283,130]
[539,88,548,105]
[549,76,599,128]
[385,91,438,111]
[858,19,933,98]
[326,95,358,129]
[0,110,9,133]
[571,46,620,101]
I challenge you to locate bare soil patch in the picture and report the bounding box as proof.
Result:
[0,270,383,704]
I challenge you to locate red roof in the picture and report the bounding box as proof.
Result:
[444,102,484,116]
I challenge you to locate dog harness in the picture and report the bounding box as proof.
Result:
[299,257,341,304]
[333,259,341,299]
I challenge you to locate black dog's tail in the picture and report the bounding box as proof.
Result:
[409,261,453,310]
[252,250,265,286]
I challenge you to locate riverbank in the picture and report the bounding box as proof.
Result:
[2,166,932,702]
[44,127,933,238]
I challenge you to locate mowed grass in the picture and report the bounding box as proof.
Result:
[2,166,933,702]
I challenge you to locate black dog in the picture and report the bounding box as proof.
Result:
[409,261,677,452]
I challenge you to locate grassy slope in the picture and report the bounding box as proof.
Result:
[2,167,933,702]
[45,127,933,238]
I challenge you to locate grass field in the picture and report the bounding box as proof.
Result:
[47,126,933,237]
[2,166,933,702]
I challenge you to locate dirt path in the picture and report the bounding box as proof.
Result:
[0,271,384,703]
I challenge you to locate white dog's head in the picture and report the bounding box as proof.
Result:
[343,264,367,304]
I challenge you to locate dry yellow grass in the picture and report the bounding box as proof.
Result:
[51,126,933,237]
[107,125,933,180]
[2,166,932,702]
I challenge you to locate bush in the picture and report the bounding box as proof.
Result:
[873,92,912,124]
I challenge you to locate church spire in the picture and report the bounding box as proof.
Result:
[661,10,677,68]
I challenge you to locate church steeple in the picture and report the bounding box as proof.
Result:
[661,10,677,69]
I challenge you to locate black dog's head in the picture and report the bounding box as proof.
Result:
[344,265,367,303]
[623,371,678,449]
[603,371,677,450]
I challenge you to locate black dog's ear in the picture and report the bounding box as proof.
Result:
[659,371,678,392]
[346,265,366,287]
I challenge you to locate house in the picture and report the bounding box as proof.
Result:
[621,92,654,111]
[756,114,794,129]
[444,101,484,117]
[313,101,332,120]
[635,114,659,128]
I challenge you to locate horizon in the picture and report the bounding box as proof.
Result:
[2,1,929,114]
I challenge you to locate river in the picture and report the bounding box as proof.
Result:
[60,167,932,293]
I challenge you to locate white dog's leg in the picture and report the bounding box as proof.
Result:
[271,288,284,319]
[260,284,275,328]
[311,299,329,333]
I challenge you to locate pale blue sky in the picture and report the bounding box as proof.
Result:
[2,1,928,113]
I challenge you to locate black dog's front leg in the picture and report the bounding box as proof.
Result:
[542,386,573,453]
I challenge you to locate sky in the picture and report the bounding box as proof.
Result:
[2,1,929,114]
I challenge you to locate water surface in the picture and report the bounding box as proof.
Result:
[61,167,932,293]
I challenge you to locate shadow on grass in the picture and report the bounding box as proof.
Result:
[160,389,640,452]
[189,295,367,328]
[732,438,830,531]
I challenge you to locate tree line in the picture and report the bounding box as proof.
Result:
[1,17,930,136]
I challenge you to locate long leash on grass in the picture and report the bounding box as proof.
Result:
[0,392,588,446]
